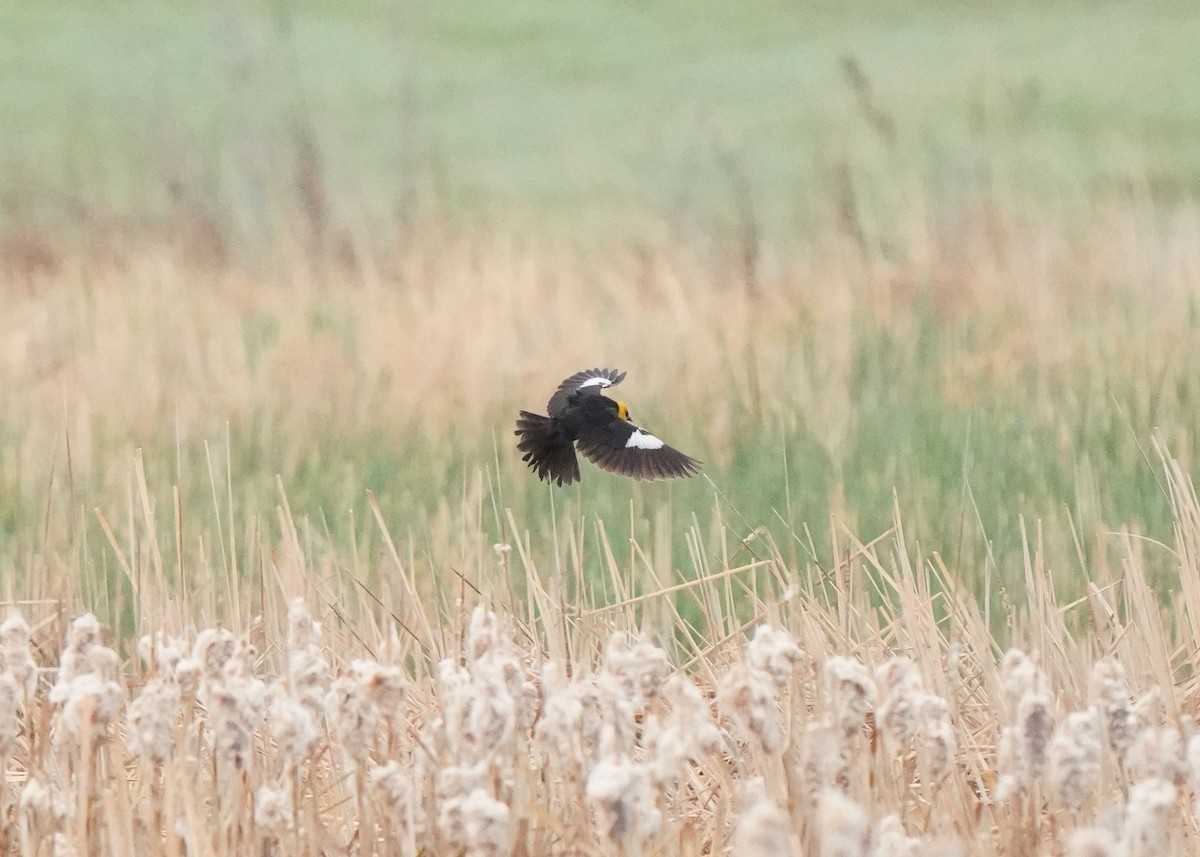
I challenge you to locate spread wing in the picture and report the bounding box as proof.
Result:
[575,415,700,481]
[547,367,626,418]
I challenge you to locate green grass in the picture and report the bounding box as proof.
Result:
[4,0,1200,238]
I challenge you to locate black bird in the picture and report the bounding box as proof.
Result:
[515,368,701,485]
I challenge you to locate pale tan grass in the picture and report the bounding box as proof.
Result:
[3,200,1198,499]
[3,197,1200,853]
[1,444,1200,853]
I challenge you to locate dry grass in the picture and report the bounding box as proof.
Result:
[3,442,1200,855]
[4,193,1200,853]
[4,196,1200,570]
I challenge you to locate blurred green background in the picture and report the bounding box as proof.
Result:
[4,0,1199,239]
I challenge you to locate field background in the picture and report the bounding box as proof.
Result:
[6,2,1200,855]
[3,0,1200,631]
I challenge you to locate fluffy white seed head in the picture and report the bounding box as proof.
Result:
[1048,708,1102,811]
[351,659,406,717]
[268,689,319,763]
[1066,828,1121,857]
[287,598,322,650]
[57,614,104,680]
[457,788,510,857]
[55,672,125,744]
[437,654,517,765]
[586,755,662,850]
[50,614,121,728]
[200,640,268,770]
[207,683,261,769]
[825,656,876,738]
[916,693,957,782]
[1126,725,1184,784]
[1187,733,1200,819]
[598,632,671,713]
[327,672,378,765]
[1016,691,1054,779]
[815,789,870,857]
[799,722,852,804]
[254,782,294,833]
[286,624,330,725]
[19,776,73,828]
[732,778,795,857]
[746,625,803,684]
[137,632,187,679]
[997,683,1054,799]
[174,656,202,693]
[193,628,237,683]
[1000,649,1047,712]
[126,676,181,763]
[370,759,427,838]
[437,765,510,856]
[1120,778,1176,857]
[875,657,924,748]
[871,815,922,857]
[644,674,722,787]
[533,677,588,763]
[466,605,504,663]
[1090,658,1135,761]
[718,663,784,753]
[0,673,22,756]
[283,600,330,730]
[534,676,626,767]
[1,613,37,698]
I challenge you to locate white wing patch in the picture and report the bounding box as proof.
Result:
[578,377,612,391]
[625,429,664,450]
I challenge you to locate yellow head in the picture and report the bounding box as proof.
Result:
[615,401,630,421]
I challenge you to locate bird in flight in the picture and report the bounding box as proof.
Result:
[515,368,701,485]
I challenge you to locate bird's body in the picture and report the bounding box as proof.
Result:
[515,368,700,485]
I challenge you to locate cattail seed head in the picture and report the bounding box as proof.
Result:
[875,657,923,748]
[1000,649,1047,712]
[800,722,852,803]
[370,759,426,837]
[193,628,237,683]
[352,659,406,714]
[1127,725,1184,784]
[746,624,803,684]
[1016,691,1053,779]
[718,663,783,753]
[1066,828,1120,857]
[815,789,870,857]
[644,674,721,787]
[917,693,957,782]
[1120,778,1176,857]
[327,671,378,765]
[598,632,671,713]
[1,613,37,698]
[126,675,180,763]
[267,689,319,763]
[0,673,22,756]
[50,614,122,726]
[1048,708,1102,811]
[732,778,795,857]
[254,782,294,833]
[872,815,921,857]
[824,656,876,738]
[586,754,662,851]
[1090,659,1135,761]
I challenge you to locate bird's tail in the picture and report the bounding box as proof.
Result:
[515,411,580,486]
